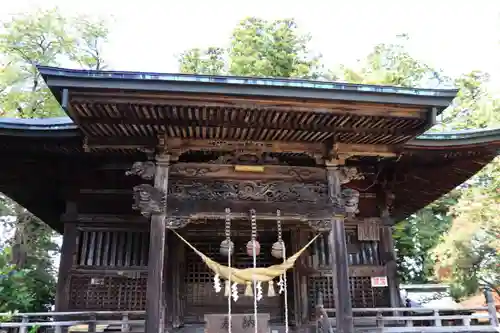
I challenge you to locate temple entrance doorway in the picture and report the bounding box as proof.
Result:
[182,229,293,324]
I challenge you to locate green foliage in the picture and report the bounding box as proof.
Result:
[439,71,500,130]
[0,196,57,312]
[0,8,109,313]
[179,47,225,75]
[332,35,449,88]
[0,248,36,312]
[178,17,323,78]
[333,35,499,295]
[393,193,458,283]
[433,158,500,298]
[0,8,108,118]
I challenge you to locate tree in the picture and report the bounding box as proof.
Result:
[430,68,500,299]
[432,158,500,298]
[332,34,449,88]
[0,8,109,312]
[179,47,225,75]
[178,17,324,78]
[333,35,457,283]
[0,8,108,118]
[393,193,459,283]
[439,71,500,130]
[336,35,500,292]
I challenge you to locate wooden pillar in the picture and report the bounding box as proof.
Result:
[326,167,354,333]
[380,226,401,308]
[146,154,170,333]
[55,201,78,311]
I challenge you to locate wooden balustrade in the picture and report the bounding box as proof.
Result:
[0,311,145,333]
[317,307,499,332]
[0,306,497,333]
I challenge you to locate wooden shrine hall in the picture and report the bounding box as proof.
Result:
[0,66,499,333]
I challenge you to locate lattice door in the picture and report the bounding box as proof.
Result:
[69,274,147,310]
[183,233,285,323]
[308,275,390,318]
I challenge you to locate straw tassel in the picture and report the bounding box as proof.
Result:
[267,280,276,297]
[224,280,231,297]
[244,281,253,296]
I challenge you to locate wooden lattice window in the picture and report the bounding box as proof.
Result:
[76,230,149,267]
[69,275,147,310]
[308,275,390,317]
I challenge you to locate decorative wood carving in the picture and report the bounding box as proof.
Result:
[276,167,323,182]
[159,137,324,163]
[165,216,191,229]
[132,184,166,217]
[326,166,362,216]
[170,164,223,177]
[338,167,364,184]
[207,152,282,165]
[168,179,328,203]
[167,198,333,221]
[342,188,360,216]
[125,161,156,180]
[308,219,332,232]
[357,218,381,241]
[169,163,327,182]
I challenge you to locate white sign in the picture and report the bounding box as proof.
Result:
[371,276,388,287]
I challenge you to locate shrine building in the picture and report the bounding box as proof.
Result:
[0,66,499,333]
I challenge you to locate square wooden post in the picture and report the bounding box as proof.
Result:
[380,226,401,308]
[326,166,354,333]
[55,201,78,311]
[146,154,171,333]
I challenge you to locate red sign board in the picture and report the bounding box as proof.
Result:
[370,276,388,287]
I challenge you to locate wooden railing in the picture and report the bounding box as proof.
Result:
[0,307,497,333]
[314,287,499,333]
[0,311,145,333]
[317,307,499,332]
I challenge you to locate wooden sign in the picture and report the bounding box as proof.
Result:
[370,276,388,287]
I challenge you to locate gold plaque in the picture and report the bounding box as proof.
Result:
[234,165,265,173]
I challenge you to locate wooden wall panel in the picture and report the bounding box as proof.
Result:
[68,228,150,311]
[75,229,149,267]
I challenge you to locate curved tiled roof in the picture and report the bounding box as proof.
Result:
[37,65,458,109]
[0,65,498,231]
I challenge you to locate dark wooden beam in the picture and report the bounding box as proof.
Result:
[83,136,156,150]
[60,213,148,224]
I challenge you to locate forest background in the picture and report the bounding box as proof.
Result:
[0,8,498,312]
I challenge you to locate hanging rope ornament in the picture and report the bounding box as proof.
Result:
[220,209,234,258]
[249,209,259,333]
[225,208,233,333]
[245,209,259,297]
[271,209,285,259]
[268,210,284,297]
[281,229,290,333]
[221,208,235,298]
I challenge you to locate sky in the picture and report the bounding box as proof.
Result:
[1,0,500,89]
